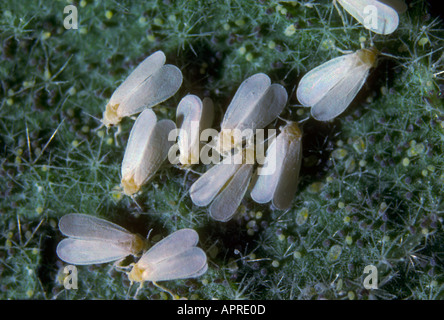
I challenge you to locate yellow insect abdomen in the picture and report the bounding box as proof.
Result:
[356,47,379,68]
[121,174,140,196]
[102,103,121,127]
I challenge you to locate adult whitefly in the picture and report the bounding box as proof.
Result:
[121,109,176,196]
[215,73,287,154]
[128,228,208,283]
[190,148,255,222]
[101,50,183,127]
[175,94,214,166]
[56,213,146,265]
[251,122,303,210]
[296,47,378,121]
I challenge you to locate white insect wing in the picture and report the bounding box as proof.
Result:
[251,123,302,210]
[209,163,254,222]
[337,0,399,35]
[136,229,207,282]
[133,119,176,186]
[250,133,285,204]
[121,108,176,195]
[224,74,287,130]
[176,95,202,147]
[117,64,183,118]
[190,162,242,207]
[121,109,157,179]
[176,95,214,165]
[297,48,377,121]
[56,238,134,265]
[144,247,208,282]
[310,62,371,121]
[221,73,271,130]
[237,83,288,132]
[59,213,135,241]
[108,51,166,107]
[139,229,199,264]
[271,129,302,210]
[296,54,355,107]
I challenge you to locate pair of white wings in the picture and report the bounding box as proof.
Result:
[250,123,302,210]
[190,161,254,222]
[220,73,288,136]
[296,50,373,121]
[56,214,207,282]
[134,228,208,282]
[56,214,143,265]
[121,109,175,189]
[108,50,183,120]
